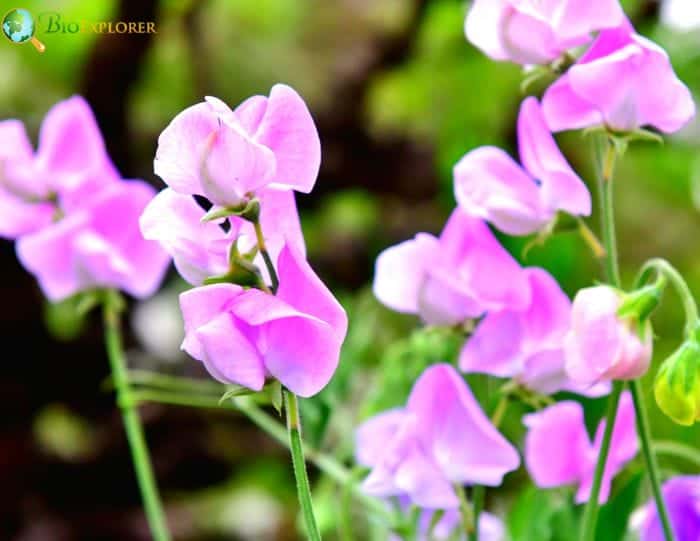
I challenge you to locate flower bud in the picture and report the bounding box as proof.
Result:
[565,285,653,385]
[654,340,700,426]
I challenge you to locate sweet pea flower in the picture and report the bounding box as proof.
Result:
[16,180,170,301]
[465,0,625,65]
[460,267,609,397]
[389,507,505,541]
[179,243,347,397]
[356,364,520,509]
[524,391,637,503]
[153,84,321,208]
[140,186,304,285]
[454,98,590,236]
[0,96,120,239]
[373,209,530,325]
[542,21,696,133]
[636,476,700,541]
[564,285,653,385]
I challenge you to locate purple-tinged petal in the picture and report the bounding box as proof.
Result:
[154,102,220,196]
[35,96,118,191]
[373,233,437,315]
[140,188,230,285]
[435,210,531,313]
[408,364,520,487]
[542,74,604,133]
[459,310,525,377]
[553,0,626,41]
[252,84,321,193]
[517,98,591,217]
[500,9,561,65]
[394,447,460,509]
[195,312,266,389]
[233,95,268,134]
[355,409,406,467]
[523,401,591,488]
[15,214,89,301]
[454,146,546,235]
[179,283,243,360]
[201,121,277,206]
[638,476,700,541]
[0,195,54,240]
[86,181,170,298]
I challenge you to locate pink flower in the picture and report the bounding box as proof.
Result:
[465,0,625,65]
[17,180,170,301]
[140,187,304,285]
[460,268,609,397]
[0,96,119,239]
[523,391,638,503]
[179,244,347,397]
[356,364,520,509]
[373,209,530,325]
[153,84,321,207]
[542,21,695,133]
[636,476,700,541]
[565,285,652,385]
[454,98,590,235]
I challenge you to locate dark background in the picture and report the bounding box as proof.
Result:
[1,0,699,539]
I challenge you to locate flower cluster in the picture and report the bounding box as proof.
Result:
[141,84,347,398]
[357,0,697,536]
[0,96,169,300]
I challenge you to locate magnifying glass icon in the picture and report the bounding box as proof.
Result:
[2,8,46,53]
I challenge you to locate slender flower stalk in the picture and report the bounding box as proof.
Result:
[285,390,323,541]
[580,136,675,541]
[253,217,279,292]
[102,290,170,541]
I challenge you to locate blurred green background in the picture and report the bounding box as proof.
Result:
[1,0,699,539]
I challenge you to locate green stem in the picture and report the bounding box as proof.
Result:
[630,381,676,541]
[127,369,226,395]
[253,218,279,292]
[103,292,170,541]
[579,381,624,541]
[132,389,226,410]
[596,136,621,286]
[468,485,484,541]
[637,258,700,336]
[456,484,474,536]
[284,390,323,541]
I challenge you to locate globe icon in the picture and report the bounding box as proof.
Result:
[2,8,45,52]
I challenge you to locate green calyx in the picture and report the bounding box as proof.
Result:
[200,197,260,223]
[654,339,700,426]
[618,280,666,324]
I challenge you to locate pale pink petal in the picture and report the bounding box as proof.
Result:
[459,310,525,377]
[373,233,437,315]
[517,98,591,217]
[523,401,591,487]
[542,74,604,132]
[233,95,269,135]
[554,0,626,41]
[465,0,510,61]
[195,312,266,390]
[355,409,406,467]
[394,448,460,509]
[253,84,321,193]
[408,364,521,487]
[454,146,546,235]
[179,283,243,360]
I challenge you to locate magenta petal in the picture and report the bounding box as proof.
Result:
[454,146,546,235]
[202,122,276,206]
[542,74,603,132]
[373,233,437,315]
[522,268,571,344]
[179,283,243,360]
[16,214,91,301]
[394,448,460,509]
[36,96,117,189]
[554,0,626,41]
[253,84,321,193]
[233,95,269,134]
[195,312,266,389]
[517,98,591,217]
[140,188,230,285]
[0,119,33,163]
[523,401,591,488]
[408,364,520,486]
[87,181,170,298]
[255,187,306,258]
[355,409,406,467]
[154,102,220,196]
[0,195,54,239]
[459,310,525,377]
